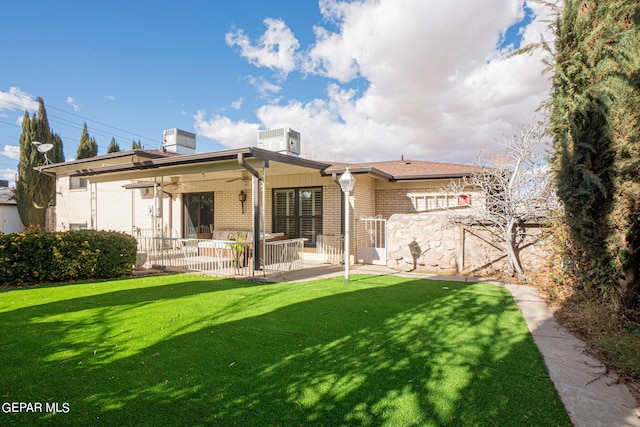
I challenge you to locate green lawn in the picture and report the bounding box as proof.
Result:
[0,273,571,426]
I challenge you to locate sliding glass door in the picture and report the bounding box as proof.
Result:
[184,192,214,237]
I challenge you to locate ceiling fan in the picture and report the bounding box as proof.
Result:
[164,176,197,192]
[226,173,250,183]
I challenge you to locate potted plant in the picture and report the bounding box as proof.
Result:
[227,237,247,271]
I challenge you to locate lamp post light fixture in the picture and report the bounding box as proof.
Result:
[338,167,356,282]
[238,190,247,214]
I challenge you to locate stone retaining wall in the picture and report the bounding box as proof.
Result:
[385,212,550,275]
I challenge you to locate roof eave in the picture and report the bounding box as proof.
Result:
[392,173,474,182]
[321,166,394,181]
[66,147,252,177]
[62,147,331,179]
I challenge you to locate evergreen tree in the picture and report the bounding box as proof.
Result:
[131,139,142,149]
[76,123,98,159]
[551,0,640,317]
[13,98,65,228]
[107,137,121,153]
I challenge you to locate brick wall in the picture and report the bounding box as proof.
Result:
[323,184,342,237]
[214,190,253,231]
[375,188,414,219]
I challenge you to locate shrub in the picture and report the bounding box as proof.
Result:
[0,230,137,286]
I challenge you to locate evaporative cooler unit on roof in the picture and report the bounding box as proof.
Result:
[257,127,300,156]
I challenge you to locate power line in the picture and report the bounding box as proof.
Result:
[0,119,20,129]
[0,93,162,147]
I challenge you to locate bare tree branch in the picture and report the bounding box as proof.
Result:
[443,119,559,278]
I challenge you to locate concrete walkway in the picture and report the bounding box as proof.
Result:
[270,263,640,427]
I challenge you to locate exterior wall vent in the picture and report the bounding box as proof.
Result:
[257,127,300,156]
[162,128,196,155]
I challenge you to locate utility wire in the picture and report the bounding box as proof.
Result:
[0,93,161,147]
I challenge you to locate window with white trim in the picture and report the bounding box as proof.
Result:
[407,193,471,212]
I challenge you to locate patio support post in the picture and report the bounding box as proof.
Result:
[252,174,260,272]
[238,152,263,273]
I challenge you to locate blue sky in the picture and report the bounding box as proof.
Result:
[0,1,551,183]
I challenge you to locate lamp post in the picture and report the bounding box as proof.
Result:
[338,167,356,282]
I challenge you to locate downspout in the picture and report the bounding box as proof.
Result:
[238,153,267,273]
[332,173,344,236]
[153,177,159,258]
[131,186,135,238]
[261,166,267,277]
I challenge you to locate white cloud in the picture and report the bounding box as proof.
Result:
[225,18,300,77]
[231,98,244,110]
[0,87,38,113]
[66,96,80,111]
[246,76,282,99]
[1,145,20,160]
[193,110,261,148]
[1,168,17,183]
[107,95,116,100]
[208,0,554,164]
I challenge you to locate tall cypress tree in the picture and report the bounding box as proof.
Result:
[14,98,65,228]
[131,139,142,150]
[107,137,121,153]
[551,1,640,317]
[76,122,98,159]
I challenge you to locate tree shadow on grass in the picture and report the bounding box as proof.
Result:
[0,275,571,426]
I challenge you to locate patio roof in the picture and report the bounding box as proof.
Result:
[35,148,180,178]
[36,146,481,183]
[37,146,331,184]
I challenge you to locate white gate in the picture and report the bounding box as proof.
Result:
[356,215,387,265]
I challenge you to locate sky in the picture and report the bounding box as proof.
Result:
[0,0,553,184]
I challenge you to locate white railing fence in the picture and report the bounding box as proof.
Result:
[262,238,305,276]
[132,228,305,277]
[316,234,344,264]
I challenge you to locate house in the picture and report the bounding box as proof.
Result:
[38,128,498,276]
[0,181,23,234]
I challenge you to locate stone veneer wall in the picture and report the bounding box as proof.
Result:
[386,212,550,275]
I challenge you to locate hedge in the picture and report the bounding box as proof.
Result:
[0,230,137,286]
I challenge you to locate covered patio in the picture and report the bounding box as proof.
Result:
[55,147,346,277]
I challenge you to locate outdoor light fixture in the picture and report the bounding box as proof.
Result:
[338,167,356,282]
[238,190,247,214]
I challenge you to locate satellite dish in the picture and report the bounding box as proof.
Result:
[37,143,54,153]
[32,141,54,164]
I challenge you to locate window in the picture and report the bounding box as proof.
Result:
[184,192,214,237]
[70,176,88,190]
[69,223,87,231]
[407,192,471,212]
[407,193,471,212]
[273,187,322,246]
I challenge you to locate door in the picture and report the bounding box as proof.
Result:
[356,216,387,265]
[184,192,214,237]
